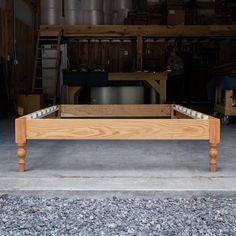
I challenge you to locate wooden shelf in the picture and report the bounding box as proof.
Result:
[40,25,236,38]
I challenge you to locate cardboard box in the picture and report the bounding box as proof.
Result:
[168,8,185,25]
[17,94,43,115]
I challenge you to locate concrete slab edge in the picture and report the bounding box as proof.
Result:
[1,190,236,199]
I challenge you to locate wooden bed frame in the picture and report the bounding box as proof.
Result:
[15,104,220,172]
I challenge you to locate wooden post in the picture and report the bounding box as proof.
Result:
[171,105,176,119]
[15,118,27,172]
[159,79,166,104]
[137,36,143,70]
[5,0,15,99]
[225,90,233,109]
[68,87,81,104]
[208,118,220,172]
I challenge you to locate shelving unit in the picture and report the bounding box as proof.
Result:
[38,24,236,104]
[40,24,236,70]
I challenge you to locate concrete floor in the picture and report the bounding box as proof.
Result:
[0,117,236,197]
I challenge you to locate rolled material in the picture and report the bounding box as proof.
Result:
[104,13,113,25]
[119,86,144,104]
[41,0,61,25]
[41,8,61,25]
[114,0,132,10]
[103,0,113,13]
[91,86,144,104]
[41,0,60,8]
[113,8,130,24]
[91,87,118,104]
[64,10,83,25]
[64,0,80,10]
[81,0,103,10]
[77,11,84,24]
[83,10,104,25]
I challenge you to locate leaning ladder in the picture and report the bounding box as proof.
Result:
[32,30,62,105]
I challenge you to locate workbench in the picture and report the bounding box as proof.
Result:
[67,71,167,104]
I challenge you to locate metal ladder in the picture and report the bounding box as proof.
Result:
[32,30,62,105]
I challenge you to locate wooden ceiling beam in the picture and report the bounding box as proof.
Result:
[40,25,236,38]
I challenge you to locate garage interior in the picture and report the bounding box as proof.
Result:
[0,0,236,192]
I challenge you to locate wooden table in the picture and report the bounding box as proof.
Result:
[214,89,236,124]
[67,72,167,104]
[15,104,220,172]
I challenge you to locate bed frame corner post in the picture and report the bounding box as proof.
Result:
[15,118,27,172]
[208,118,220,172]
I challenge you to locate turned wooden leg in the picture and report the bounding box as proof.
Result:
[209,143,218,172]
[17,143,26,172]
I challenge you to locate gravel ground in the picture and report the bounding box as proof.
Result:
[0,195,236,236]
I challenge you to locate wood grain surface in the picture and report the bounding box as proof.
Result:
[26,119,209,140]
[109,72,167,81]
[15,118,26,144]
[39,25,236,38]
[60,105,171,118]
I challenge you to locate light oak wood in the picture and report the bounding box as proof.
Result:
[209,118,220,145]
[17,143,26,172]
[208,118,220,172]
[15,118,26,144]
[208,143,218,172]
[15,118,27,172]
[61,104,171,117]
[15,104,220,172]
[26,119,210,140]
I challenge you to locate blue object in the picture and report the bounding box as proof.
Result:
[208,75,236,100]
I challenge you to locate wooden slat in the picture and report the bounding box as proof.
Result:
[26,119,210,140]
[109,72,167,81]
[42,25,236,38]
[173,105,209,119]
[60,104,171,117]
[40,29,61,37]
[23,105,59,119]
[137,35,143,70]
